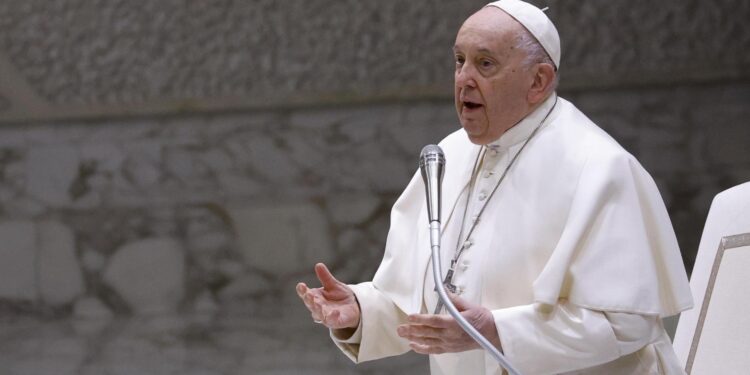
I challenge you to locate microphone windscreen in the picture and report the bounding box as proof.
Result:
[419,144,445,168]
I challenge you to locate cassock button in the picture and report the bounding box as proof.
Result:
[463,240,473,249]
[483,171,493,178]
[488,148,499,156]
[478,192,487,201]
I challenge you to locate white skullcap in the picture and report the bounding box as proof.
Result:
[485,0,560,68]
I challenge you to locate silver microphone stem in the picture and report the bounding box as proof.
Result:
[420,144,522,375]
[429,226,522,375]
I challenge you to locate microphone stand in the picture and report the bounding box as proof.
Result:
[429,220,522,375]
[420,144,521,375]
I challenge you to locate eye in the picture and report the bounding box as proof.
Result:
[455,55,465,66]
[479,58,494,69]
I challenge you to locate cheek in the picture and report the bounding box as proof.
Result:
[489,84,522,110]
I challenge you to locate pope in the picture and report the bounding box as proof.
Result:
[296,1,693,374]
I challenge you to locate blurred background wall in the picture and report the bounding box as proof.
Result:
[0,0,747,374]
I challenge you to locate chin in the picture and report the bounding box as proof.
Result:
[463,130,488,145]
[468,137,491,145]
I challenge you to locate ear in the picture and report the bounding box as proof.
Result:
[527,63,556,105]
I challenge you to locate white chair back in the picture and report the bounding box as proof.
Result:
[673,182,750,374]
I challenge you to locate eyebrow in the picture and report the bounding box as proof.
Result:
[452,46,495,55]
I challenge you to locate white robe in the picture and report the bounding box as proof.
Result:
[332,95,693,374]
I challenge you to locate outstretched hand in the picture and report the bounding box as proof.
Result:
[296,263,361,330]
[397,293,502,354]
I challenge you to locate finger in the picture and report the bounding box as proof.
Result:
[302,291,323,322]
[300,293,314,311]
[302,291,321,316]
[301,292,320,317]
[408,313,451,328]
[398,324,445,341]
[448,292,473,311]
[297,285,317,312]
[303,289,315,306]
[310,312,323,323]
[402,332,444,346]
[325,308,350,328]
[295,283,308,298]
[314,263,341,291]
[410,342,445,355]
[311,294,326,317]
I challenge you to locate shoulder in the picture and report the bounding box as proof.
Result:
[430,128,476,163]
[437,128,471,150]
[556,98,641,169]
[545,98,654,191]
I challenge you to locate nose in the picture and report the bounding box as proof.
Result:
[455,63,477,89]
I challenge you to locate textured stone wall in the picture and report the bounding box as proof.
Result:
[0,0,485,121]
[0,102,459,373]
[0,0,748,373]
[0,102,457,312]
[1,83,747,311]
[0,83,748,372]
[0,0,746,120]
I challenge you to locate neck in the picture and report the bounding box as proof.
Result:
[483,92,556,145]
[523,91,554,119]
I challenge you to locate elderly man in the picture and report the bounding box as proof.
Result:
[296,1,693,374]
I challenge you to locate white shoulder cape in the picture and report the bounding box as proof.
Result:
[369,98,693,318]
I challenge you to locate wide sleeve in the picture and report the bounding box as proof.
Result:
[492,301,662,374]
[329,281,412,362]
[532,148,693,317]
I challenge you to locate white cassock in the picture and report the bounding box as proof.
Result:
[330,94,694,374]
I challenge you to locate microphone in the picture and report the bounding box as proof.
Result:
[420,144,446,313]
[418,144,522,375]
[419,144,445,224]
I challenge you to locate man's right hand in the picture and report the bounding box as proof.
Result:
[296,263,361,330]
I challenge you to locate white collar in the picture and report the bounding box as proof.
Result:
[487,93,557,150]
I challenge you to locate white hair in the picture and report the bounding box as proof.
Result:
[515,27,559,91]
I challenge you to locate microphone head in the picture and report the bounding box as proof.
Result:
[419,144,445,223]
[419,144,445,169]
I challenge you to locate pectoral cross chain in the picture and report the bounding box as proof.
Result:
[433,261,458,313]
[442,265,458,293]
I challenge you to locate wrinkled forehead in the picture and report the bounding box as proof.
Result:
[457,8,523,42]
[455,7,522,49]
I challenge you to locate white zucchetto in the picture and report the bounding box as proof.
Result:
[485,0,561,68]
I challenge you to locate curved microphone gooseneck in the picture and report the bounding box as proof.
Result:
[419,144,522,375]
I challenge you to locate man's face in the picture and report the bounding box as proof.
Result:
[454,8,535,145]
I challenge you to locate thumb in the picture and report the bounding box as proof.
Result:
[314,263,341,290]
[448,292,474,312]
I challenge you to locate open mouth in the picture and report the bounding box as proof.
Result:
[463,101,483,110]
